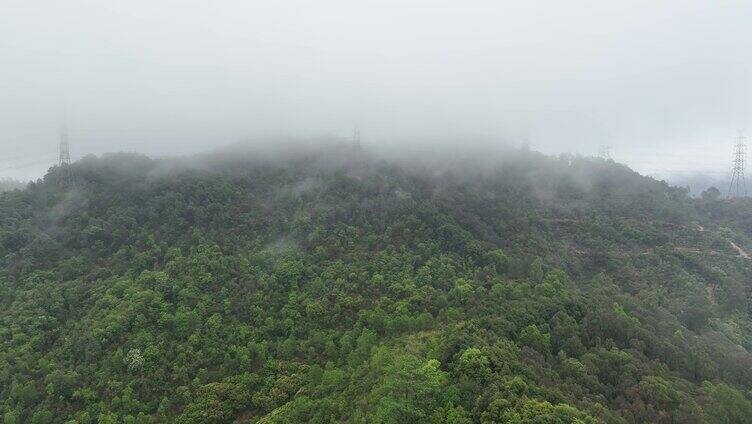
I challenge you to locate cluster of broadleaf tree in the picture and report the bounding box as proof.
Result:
[1,145,752,423]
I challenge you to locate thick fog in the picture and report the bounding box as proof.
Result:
[1,0,751,180]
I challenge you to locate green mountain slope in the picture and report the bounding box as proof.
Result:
[1,146,752,423]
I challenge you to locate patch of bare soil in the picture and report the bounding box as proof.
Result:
[728,240,751,259]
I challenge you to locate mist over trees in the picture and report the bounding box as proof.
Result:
[1,144,752,423]
[0,178,27,193]
[3,1,751,422]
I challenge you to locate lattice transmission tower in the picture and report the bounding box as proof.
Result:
[59,123,71,166]
[57,123,73,185]
[728,134,747,198]
[598,144,612,160]
[352,127,361,149]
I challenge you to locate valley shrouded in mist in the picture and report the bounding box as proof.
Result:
[2,143,752,423]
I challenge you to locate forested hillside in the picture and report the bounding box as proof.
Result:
[2,145,752,423]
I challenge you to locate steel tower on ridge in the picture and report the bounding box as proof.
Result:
[728,134,747,198]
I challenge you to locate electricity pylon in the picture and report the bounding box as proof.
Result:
[352,127,361,149]
[59,123,70,166]
[58,123,73,185]
[728,134,747,198]
[598,144,612,160]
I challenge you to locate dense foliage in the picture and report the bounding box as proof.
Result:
[2,145,752,423]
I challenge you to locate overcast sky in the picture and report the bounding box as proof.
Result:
[1,0,751,180]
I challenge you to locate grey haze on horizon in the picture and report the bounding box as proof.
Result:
[1,0,751,181]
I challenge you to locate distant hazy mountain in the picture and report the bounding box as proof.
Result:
[651,171,731,197]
